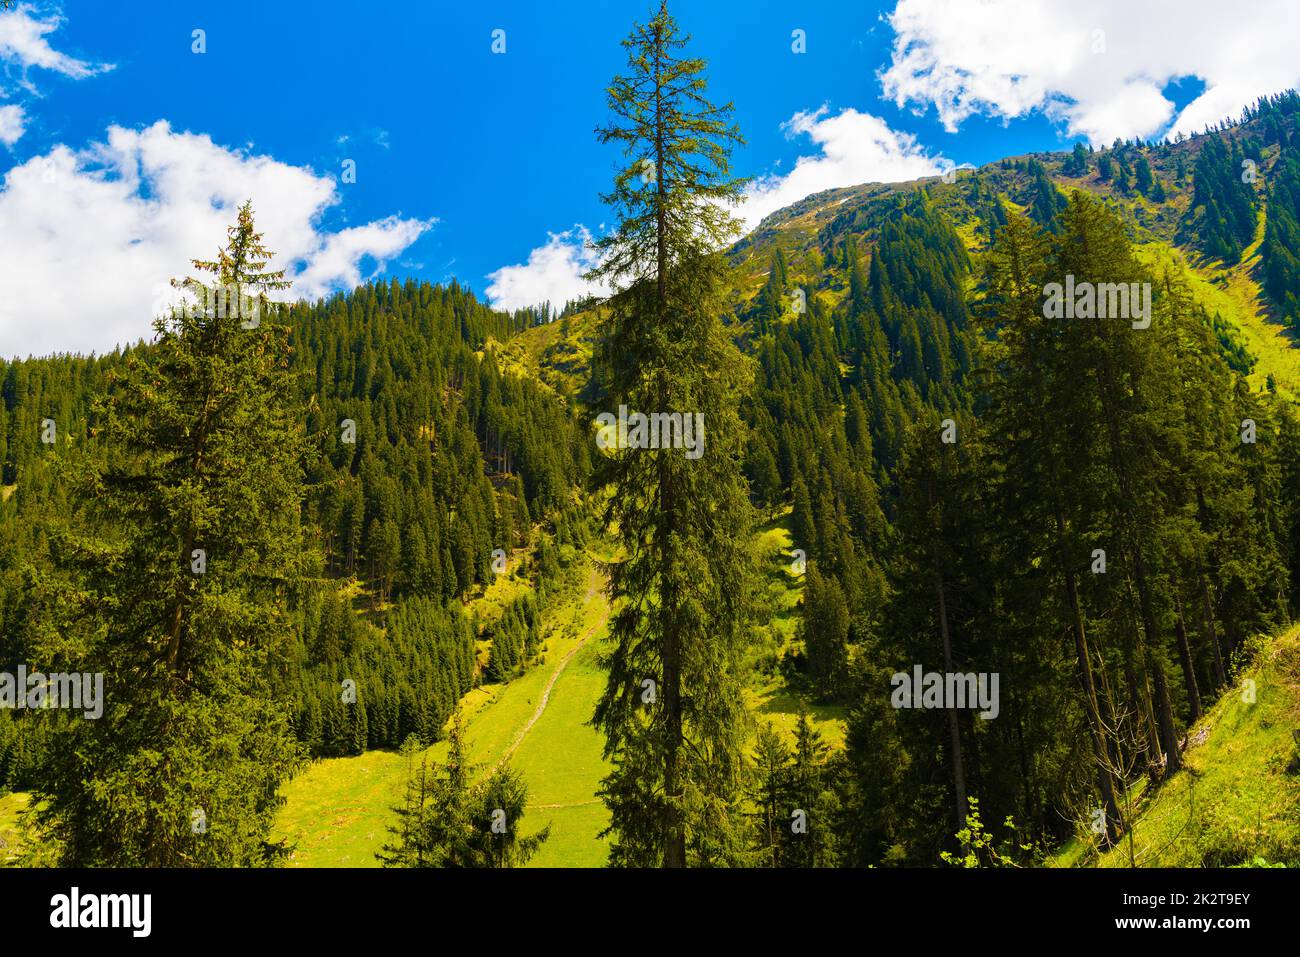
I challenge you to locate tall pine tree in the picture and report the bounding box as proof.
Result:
[588,2,758,867]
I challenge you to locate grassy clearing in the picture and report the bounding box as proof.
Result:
[1136,227,1300,400]
[489,310,598,399]
[1050,625,1300,868]
[7,524,847,869]
[278,517,847,867]
[748,676,847,750]
[274,558,610,867]
[510,634,611,867]
[748,509,848,750]
[274,748,410,867]
[0,792,29,864]
[463,548,534,622]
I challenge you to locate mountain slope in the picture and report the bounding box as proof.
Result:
[507,93,1300,400]
[1054,625,1300,868]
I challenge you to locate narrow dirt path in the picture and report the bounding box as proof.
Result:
[490,570,609,774]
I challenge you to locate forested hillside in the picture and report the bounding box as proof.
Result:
[0,263,591,804]
[4,63,1300,869]
[495,88,1300,866]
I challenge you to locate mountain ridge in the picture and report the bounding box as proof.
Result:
[496,92,1300,405]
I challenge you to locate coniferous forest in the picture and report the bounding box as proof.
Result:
[2,5,1300,937]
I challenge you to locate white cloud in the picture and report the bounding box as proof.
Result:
[880,0,1300,145]
[491,108,948,302]
[293,216,431,296]
[0,103,23,145]
[740,106,945,229]
[485,227,608,313]
[0,121,432,357]
[0,4,110,149]
[0,3,112,93]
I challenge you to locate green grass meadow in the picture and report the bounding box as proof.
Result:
[273,558,612,867]
[1050,626,1300,868]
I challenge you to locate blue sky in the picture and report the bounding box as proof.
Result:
[2,0,1298,356]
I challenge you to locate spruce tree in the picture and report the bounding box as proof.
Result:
[747,723,790,867]
[976,211,1124,838]
[30,202,306,865]
[472,765,551,868]
[787,708,831,867]
[379,712,549,868]
[801,565,850,699]
[588,1,757,867]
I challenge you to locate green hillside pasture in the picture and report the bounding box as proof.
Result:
[1136,224,1300,400]
[1050,626,1300,867]
[508,633,611,867]
[0,792,29,865]
[748,510,847,750]
[274,562,610,867]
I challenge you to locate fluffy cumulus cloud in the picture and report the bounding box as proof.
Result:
[490,107,946,309]
[0,121,432,357]
[740,106,945,229]
[879,0,1300,145]
[485,226,608,313]
[0,103,23,145]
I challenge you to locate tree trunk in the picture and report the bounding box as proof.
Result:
[935,566,967,830]
[1132,549,1182,774]
[650,18,685,871]
[1055,504,1122,842]
[1122,624,1162,771]
[1196,555,1227,687]
[1173,587,1202,722]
